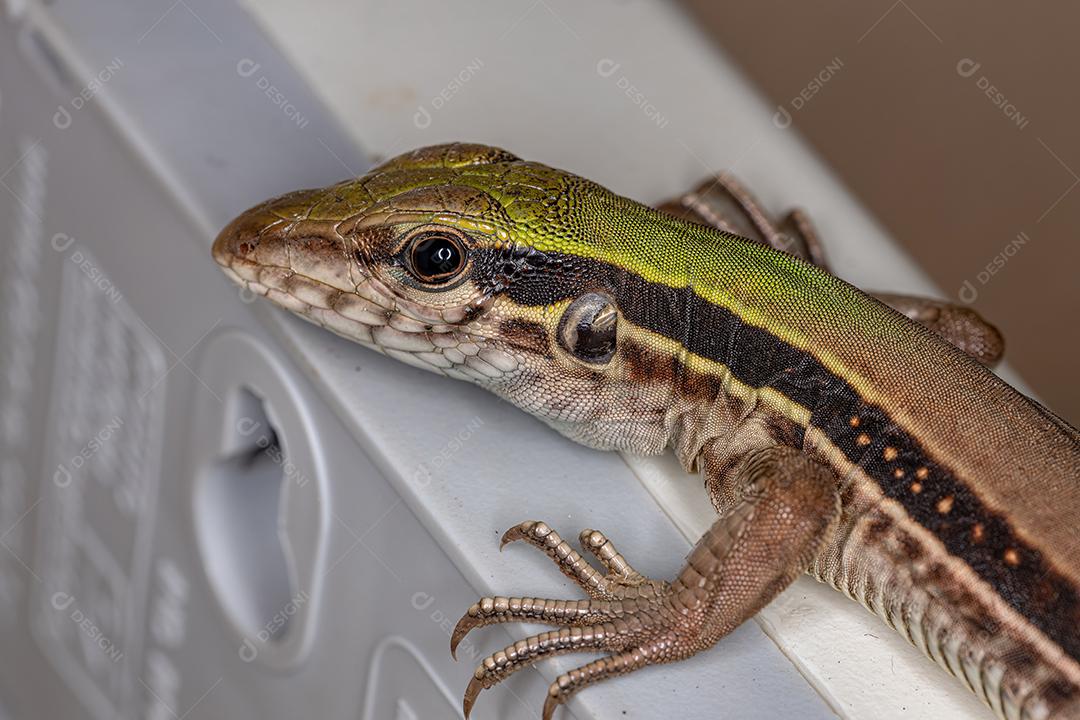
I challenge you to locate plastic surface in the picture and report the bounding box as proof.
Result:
[189,330,329,671]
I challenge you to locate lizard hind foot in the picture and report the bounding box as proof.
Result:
[455,520,703,719]
[455,448,842,718]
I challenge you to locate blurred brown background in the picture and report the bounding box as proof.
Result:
[680,0,1079,423]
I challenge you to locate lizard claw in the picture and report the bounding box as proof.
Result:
[454,520,694,719]
[542,688,561,720]
[462,673,484,719]
[499,519,546,549]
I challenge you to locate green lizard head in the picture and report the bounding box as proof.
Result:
[212,142,679,449]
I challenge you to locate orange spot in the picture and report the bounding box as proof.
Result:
[910,482,923,494]
[915,467,929,480]
[849,416,861,427]
[883,447,898,461]
[856,433,871,446]
[1004,548,1021,567]
[936,496,954,514]
[971,523,985,543]
[893,468,905,479]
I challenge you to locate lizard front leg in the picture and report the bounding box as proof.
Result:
[658,177,1005,366]
[453,445,840,718]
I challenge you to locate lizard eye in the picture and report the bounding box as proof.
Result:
[404,229,468,284]
[558,292,618,364]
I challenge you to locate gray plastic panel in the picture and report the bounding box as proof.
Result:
[0,2,834,719]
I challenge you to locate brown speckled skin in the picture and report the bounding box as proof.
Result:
[669,175,1079,719]
[213,143,1080,719]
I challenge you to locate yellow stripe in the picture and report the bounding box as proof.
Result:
[433,210,887,409]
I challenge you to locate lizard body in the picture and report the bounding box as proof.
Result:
[212,143,1080,719]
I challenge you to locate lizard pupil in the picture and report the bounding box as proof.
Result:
[408,232,466,282]
[558,292,618,364]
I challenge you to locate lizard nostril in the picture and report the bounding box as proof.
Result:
[213,214,259,266]
[211,229,239,266]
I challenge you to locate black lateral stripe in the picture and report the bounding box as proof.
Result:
[479,246,1080,660]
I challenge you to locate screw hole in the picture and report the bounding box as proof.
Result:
[196,386,298,644]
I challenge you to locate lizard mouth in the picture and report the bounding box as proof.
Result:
[213,219,442,361]
[212,198,517,381]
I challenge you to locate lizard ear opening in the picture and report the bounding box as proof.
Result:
[558,292,618,365]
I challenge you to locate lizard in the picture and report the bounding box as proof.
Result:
[211,142,1080,719]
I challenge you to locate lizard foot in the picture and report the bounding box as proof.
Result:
[453,520,705,719]
[455,449,840,718]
